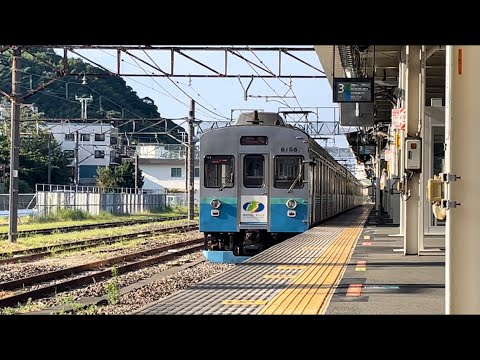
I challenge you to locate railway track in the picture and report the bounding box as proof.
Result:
[0,237,204,308]
[27,257,208,315]
[0,224,199,264]
[0,215,190,239]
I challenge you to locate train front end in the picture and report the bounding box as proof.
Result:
[199,112,310,263]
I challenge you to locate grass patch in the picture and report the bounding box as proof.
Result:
[35,209,94,223]
[55,294,84,314]
[0,298,43,315]
[81,304,99,315]
[0,208,189,234]
[164,205,199,214]
[0,218,194,253]
[104,266,121,305]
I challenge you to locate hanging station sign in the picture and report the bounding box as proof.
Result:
[333,78,374,103]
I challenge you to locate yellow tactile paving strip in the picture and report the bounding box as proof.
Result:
[258,207,370,315]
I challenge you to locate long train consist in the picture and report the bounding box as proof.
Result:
[199,111,364,263]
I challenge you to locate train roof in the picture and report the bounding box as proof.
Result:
[235,112,286,126]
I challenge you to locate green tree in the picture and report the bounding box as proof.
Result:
[96,161,144,189]
[3,179,34,193]
[115,161,144,188]
[96,166,117,188]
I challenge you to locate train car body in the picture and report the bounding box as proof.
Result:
[199,112,363,263]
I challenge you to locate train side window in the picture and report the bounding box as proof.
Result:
[204,155,234,188]
[243,155,264,188]
[274,155,304,189]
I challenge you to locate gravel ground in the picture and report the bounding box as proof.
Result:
[1,251,234,315]
[0,263,70,283]
[77,259,234,315]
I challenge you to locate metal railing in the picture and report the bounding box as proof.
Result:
[166,192,199,207]
[136,144,200,160]
[35,184,166,216]
[36,184,163,194]
[0,193,36,211]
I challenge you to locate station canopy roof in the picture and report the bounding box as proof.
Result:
[314,45,446,162]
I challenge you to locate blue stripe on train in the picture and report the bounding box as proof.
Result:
[200,202,238,232]
[200,201,309,233]
[269,203,308,233]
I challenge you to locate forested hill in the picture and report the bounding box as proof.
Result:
[0,48,184,143]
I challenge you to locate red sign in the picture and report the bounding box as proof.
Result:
[391,107,406,130]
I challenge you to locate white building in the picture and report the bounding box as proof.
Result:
[137,144,199,193]
[46,121,120,185]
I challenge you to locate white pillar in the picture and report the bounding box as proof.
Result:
[417,46,426,252]
[398,61,406,236]
[445,46,480,313]
[403,45,420,255]
[375,139,381,213]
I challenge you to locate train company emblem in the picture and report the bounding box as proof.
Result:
[242,201,265,213]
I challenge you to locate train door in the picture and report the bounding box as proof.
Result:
[238,153,269,229]
[320,161,326,220]
[319,160,323,221]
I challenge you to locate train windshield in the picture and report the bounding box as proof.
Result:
[274,156,304,189]
[204,155,234,188]
[243,155,265,188]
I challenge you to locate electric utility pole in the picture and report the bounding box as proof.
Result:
[47,134,52,184]
[188,100,195,220]
[8,48,21,243]
[74,131,79,185]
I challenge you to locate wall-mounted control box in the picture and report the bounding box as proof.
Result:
[405,138,421,170]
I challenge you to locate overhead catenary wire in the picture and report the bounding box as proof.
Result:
[98,49,194,105]
[0,67,191,138]
[245,45,304,111]
[120,76,227,122]
[0,79,191,145]
[243,47,353,164]
[0,65,144,135]
[0,78,132,136]
[98,49,227,121]
[135,66,220,115]
[175,79,220,114]
[2,50,223,133]
[1,49,321,145]
[126,53,226,123]
[140,50,230,120]
[230,46,290,108]
[15,69,145,119]
[4,49,233,122]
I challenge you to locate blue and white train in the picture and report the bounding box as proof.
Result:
[199,111,363,263]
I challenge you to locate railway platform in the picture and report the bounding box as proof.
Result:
[136,205,445,315]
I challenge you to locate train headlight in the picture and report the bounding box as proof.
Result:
[286,199,297,209]
[210,199,222,209]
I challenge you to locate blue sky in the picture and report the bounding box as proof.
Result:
[55,46,349,148]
